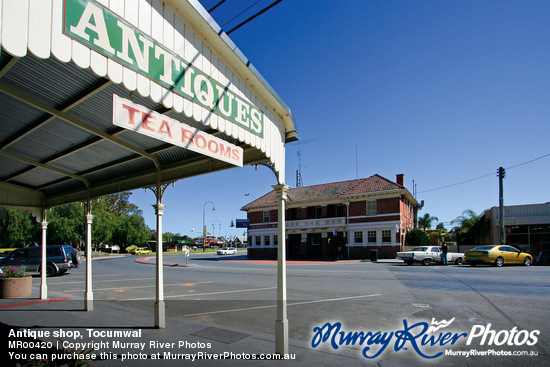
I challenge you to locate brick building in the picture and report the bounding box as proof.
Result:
[241,174,420,259]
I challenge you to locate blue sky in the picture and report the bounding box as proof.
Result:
[131,0,549,237]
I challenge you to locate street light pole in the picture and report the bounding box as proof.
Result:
[203,201,215,252]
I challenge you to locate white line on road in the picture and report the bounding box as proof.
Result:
[123,286,278,301]
[184,293,382,317]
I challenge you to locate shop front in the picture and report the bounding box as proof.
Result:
[0,0,296,354]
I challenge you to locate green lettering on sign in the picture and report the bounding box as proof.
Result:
[63,0,264,137]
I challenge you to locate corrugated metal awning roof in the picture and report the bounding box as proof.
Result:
[0,0,296,211]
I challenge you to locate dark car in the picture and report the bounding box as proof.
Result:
[0,245,81,276]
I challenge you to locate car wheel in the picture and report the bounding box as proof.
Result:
[495,257,504,267]
[46,264,57,277]
[469,262,477,266]
[72,251,81,266]
[523,257,532,266]
[455,257,463,265]
[405,260,414,265]
[422,258,431,266]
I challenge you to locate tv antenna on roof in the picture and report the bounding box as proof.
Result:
[291,139,317,188]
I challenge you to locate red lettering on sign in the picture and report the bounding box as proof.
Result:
[232,148,240,162]
[122,104,141,125]
[219,144,231,159]
[142,113,155,132]
[208,140,219,154]
[158,120,173,138]
[181,128,194,145]
[195,134,207,149]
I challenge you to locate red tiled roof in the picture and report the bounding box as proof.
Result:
[241,175,405,210]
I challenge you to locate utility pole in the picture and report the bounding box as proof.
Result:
[498,167,506,245]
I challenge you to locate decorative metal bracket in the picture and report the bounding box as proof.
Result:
[256,162,280,183]
[146,182,174,202]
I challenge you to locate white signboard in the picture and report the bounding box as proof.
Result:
[113,95,243,167]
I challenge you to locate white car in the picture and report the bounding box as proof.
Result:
[396,246,464,266]
[217,247,237,255]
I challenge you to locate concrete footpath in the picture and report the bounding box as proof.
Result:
[0,283,428,367]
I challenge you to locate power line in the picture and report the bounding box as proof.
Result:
[221,0,263,27]
[418,153,550,194]
[227,0,284,35]
[207,0,227,13]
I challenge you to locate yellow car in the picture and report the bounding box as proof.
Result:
[465,245,533,267]
[133,247,151,255]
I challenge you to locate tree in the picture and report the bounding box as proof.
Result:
[48,203,85,246]
[102,192,142,216]
[451,209,490,247]
[112,214,149,248]
[406,228,430,247]
[418,213,439,231]
[0,209,39,247]
[1,192,149,249]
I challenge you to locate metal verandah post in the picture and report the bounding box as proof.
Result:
[40,210,48,300]
[85,201,94,311]
[153,199,166,328]
[273,183,289,355]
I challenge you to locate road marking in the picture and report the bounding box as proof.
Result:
[62,281,214,292]
[123,286,277,301]
[184,293,382,317]
[0,297,71,310]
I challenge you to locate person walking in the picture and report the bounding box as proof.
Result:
[441,241,449,265]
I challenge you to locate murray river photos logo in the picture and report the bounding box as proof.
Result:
[311,318,540,360]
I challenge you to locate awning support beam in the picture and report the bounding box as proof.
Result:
[0,82,161,169]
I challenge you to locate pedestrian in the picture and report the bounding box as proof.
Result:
[441,241,449,265]
[337,245,343,260]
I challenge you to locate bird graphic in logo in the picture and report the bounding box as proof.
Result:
[427,317,456,333]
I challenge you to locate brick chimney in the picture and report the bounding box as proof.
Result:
[396,174,404,186]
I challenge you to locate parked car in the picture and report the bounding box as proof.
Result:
[396,246,464,266]
[464,245,533,267]
[0,245,80,276]
[217,247,237,255]
[133,247,152,255]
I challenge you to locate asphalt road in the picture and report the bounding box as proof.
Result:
[34,252,550,366]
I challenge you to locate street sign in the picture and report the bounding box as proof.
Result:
[235,219,249,228]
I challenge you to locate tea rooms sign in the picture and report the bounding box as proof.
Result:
[113,95,243,166]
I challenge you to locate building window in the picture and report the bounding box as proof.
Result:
[382,229,391,243]
[311,233,321,245]
[354,231,363,244]
[274,235,278,246]
[367,230,377,243]
[263,211,270,223]
[255,236,261,246]
[264,236,271,246]
[366,201,376,215]
[288,208,302,221]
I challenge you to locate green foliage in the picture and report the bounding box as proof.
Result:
[0,265,26,278]
[112,214,149,247]
[418,213,439,231]
[0,209,39,247]
[1,192,150,249]
[451,209,490,246]
[406,228,430,247]
[48,203,85,246]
